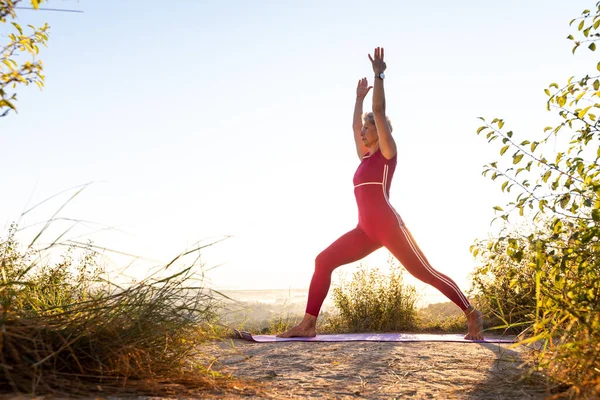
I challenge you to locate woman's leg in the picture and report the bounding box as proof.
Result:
[306,226,382,316]
[277,226,381,337]
[380,222,483,339]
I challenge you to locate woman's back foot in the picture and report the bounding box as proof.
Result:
[464,308,484,340]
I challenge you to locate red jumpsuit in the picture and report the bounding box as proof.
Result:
[306,149,471,316]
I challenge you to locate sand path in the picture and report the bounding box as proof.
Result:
[205,337,549,399]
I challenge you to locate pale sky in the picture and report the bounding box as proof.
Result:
[1,0,597,306]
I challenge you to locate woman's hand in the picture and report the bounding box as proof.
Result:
[368,47,387,75]
[356,77,372,99]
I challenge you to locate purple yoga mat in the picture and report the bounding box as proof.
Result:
[236,330,515,343]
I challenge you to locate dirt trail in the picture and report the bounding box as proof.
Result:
[205,337,550,399]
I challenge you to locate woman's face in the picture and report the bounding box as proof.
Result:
[360,120,378,147]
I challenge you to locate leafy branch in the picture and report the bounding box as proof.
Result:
[0,0,48,118]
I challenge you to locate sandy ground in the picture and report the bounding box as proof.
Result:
[202,336,551,400]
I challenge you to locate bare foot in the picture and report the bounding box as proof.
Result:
[464,307,484,340]
[276,313,317,338]
[276,323,316,338]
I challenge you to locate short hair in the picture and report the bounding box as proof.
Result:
[362,112,393,132]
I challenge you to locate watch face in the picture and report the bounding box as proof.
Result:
[380,73,385,79]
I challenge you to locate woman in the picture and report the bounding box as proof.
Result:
[278,47,484,340]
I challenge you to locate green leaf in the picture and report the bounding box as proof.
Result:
[501,181,509,192]
[493,206,503,212]
[560,194,571,209]
[592,209,600,222]
[544,88,551,96]
[516,167,524,176]
[500,145,510,155]
[0,100,16,110]
[579,20,585,31]
[513,153,524,164]
[553,220,563,234]
[11,22,23,35]
[2,59,14,70]
[567,34,575,40]
[498,120,505,129]
[542,170,552,183]
[520,140,530,146]
[476,126,487,134]
[590,42,597,51]
[575,89,587,103]
[578,106,592,118]
[507,131,513,138]
[551,178,558,188]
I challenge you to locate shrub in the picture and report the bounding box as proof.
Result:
[331,257,418,332]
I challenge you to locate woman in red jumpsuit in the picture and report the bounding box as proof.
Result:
[278,47,484,340]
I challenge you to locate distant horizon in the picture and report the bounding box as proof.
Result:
[214,287,451,309]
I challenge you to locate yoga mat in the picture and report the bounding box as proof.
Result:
[236,330,515,344]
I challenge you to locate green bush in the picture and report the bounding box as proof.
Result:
[473,4,600,396]
[470,218,600,396]
[331,257,418,332]
[468,223,547,334]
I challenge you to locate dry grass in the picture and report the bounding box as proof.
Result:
[0,217,264,398]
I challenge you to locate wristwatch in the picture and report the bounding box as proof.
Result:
[376,72,385,80]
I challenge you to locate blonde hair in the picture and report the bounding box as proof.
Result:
[362,112,393,132]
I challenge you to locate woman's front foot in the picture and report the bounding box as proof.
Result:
[276,313,317,338]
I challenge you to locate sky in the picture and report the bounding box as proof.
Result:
[1,0,598,306]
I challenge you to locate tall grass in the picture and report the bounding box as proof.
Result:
[0,220,252,397]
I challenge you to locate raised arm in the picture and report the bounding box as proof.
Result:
[369,47,397,160]
[353,78,372,160]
